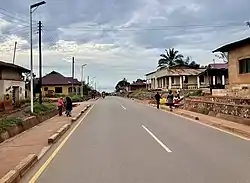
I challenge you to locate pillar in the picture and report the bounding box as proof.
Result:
[155,77,158,89]
[222,75,225,85]
[168,77,172,89]
[165,77,168,88]
[161,78,164,88]
[197,76,200,88]
[213,76,216,86]
[179,76,183,89]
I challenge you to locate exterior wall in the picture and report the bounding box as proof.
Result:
[42,85,81,96]
[1,68,22,80]
[0,80,25,100]
[228,44,250,88]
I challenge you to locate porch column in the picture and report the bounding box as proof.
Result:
[179,76,183,89]
[161,78,164,89]
[165,77,168,88]
[168,77,172,89]
[213,76,216,86]
[155,77,158,89]
[222,75,225,85]
[197,76,200,88]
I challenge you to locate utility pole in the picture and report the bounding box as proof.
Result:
[72,57,75,95]
[38,21,42,104]
[87,76,90,85]
[13,41,17,64]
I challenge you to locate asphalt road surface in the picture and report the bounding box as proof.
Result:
[28,97,250,183]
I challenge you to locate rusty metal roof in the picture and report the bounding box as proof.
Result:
[146,68,206,78]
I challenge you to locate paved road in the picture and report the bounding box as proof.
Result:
[29,97,250,183]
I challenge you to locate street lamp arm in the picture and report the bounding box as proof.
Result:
[30,1,46,9]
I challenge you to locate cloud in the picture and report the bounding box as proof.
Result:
[0,0,250,91]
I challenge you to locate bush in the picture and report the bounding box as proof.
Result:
[24,102,56,115]
[0,118,23,133]
[70,95,87,102]
[187,90,203,97]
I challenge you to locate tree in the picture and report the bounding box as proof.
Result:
[215,52,228,63]
[115,78,130,92]
[183,56,200,68]
[158,48,184,68]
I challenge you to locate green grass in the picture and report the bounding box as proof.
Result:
[70,95,88,102]
[0,118,23,133]
[24,102,57,115]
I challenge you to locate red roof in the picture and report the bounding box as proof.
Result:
[208,63,228,69]
[41,71,81,86]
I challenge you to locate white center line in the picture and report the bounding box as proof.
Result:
[142,125,172,153]
[121,105,126,110]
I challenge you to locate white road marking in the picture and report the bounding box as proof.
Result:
[121,105,126,110]
[142,125,172,153]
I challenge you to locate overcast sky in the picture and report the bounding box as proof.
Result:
[0,0,249,91]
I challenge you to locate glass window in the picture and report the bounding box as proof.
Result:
[55,87,62,93]
[239,59,250,74]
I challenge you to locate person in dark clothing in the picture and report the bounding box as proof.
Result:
[65,96,72,117]
[167,90,174,112]
[155,92,161,109]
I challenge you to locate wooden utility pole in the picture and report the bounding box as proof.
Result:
[72,57,75,95]
[38,21,42,104]
[13,41,17,64]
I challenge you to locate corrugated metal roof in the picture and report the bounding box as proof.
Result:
[146,68,206,78]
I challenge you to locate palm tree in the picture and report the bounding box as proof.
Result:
[158,48,184,68]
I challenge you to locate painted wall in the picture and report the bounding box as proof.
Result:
[42,85,81,96]
[228,44,250,88]
[0,80,25,100]
[1,68,22,80]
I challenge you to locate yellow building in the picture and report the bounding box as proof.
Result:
[40,71,81,97]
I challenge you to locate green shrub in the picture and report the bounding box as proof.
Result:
[0,118,23,133]
[24,102,56,115]
[70,95,87,102]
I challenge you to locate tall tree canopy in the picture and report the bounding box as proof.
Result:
[115,78,130,92]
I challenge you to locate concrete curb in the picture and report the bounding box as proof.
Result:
[71,104,91,123]
[48,124,70,144]
[0,154,37,183]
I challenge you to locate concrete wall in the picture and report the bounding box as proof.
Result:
[42,85,81,96]
[1,68,22,80]
[0,80,25,100]
[228,44,250,88]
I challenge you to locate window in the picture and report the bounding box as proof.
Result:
[171,77,174,84]
[55,87,62,93]
[199,75,205,83]
[239,59,250,74]
[44,87,48,91]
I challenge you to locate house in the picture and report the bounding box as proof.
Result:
[198,63,228,89]
[129,79,147,91]
[40,71,81,96]
[213,37,250,89]
[145,65,207,90]
[0,61,30,111]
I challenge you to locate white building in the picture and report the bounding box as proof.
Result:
[0,61,29,111]
[145,65,208,90]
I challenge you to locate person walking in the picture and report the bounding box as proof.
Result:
[65,96,73,117]
[57,97,64,116]
[167,90,174,112]
[155,92,161,109]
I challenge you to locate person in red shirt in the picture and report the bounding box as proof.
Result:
[57,97,64,116]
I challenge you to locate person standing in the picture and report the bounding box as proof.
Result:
[155,92,161,109]
[57,97,64,116]
[167,90,174,112]
[65,96,73,117]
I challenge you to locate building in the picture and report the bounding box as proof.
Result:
[145,65,207,90]
[40,71,81,96]
[0,61,29,111]
[199,63,228,89]
[129,79,147,91]
[213,37,250,89]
